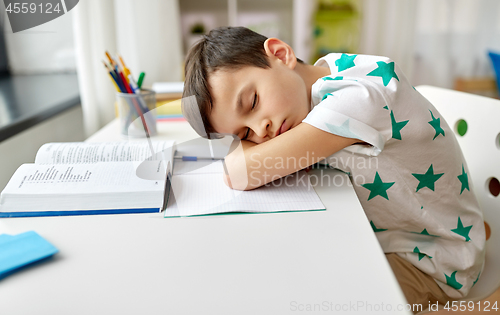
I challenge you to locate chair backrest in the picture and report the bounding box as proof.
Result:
[416,85,500,301]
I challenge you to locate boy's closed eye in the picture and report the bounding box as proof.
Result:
[241,92,258,141]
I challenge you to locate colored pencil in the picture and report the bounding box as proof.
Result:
[137,72,145,89]
[102,61,121,92]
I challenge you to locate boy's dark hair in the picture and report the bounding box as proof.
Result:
[182,26,302,139]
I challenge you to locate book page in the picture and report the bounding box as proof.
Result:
[1,162,165,195]
[34,141,175,165]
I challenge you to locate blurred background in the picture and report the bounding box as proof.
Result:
[1,0,500,134]
[4,1,500,81]
[0,0,499,176]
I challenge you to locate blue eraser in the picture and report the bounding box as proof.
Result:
[0,231,58,278]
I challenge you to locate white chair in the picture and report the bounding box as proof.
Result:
[416,85,500,302]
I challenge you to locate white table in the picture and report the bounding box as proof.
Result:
[0,120,410,314]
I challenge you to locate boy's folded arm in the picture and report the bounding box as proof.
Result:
[223,122,359,190]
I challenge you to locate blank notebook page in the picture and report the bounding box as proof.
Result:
[165,160,325,217]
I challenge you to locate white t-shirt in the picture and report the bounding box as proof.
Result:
[303,53,485,298]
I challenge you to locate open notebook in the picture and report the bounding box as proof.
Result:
[165,159,326,217]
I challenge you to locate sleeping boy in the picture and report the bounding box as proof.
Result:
[181,26,485,309]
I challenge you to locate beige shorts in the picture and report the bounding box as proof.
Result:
[386,253,455,313]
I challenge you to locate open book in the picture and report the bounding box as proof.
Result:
[0,139,326,217]
[0,141,175,217]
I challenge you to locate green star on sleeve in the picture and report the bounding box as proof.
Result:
[428,110,445,140]
[322,76,343,81]
[361,172,395,201]
[445,271,463,290]
[390,110,409,140]
[451,216,473,242]
[325,119,359,139]
[457,164,470,194]
[335,53,357,72]
[321,93,333,101]
[411,164,444,192]
[367,61,399,86]
[370,220,388,232]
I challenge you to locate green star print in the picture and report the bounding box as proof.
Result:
[370,220,388,232]
[412,164,444,192]
[322,93,333,101]
[322,76,343,81]
[457,164,470,194]
[362,172,395,201]
[335,54,356,72]
[326,120,359,139]
[445,271,463,290]
[473,272,481,287]
[451,216,473,242]
[390,110,409,140]
[367,61,399,86]
[413,246,432,261]
[411,228,440,237]
[428,110,445,140]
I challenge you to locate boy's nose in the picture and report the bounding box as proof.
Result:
[254,119,271,139]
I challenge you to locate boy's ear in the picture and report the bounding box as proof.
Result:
[263,38,297,70]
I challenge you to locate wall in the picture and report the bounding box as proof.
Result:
[1,0,76,74]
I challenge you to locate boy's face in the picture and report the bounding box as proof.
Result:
[208,49,310,143]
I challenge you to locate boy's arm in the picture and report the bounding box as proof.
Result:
[223,122,359,190]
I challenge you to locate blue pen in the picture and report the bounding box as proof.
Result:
[175,156,223,161]
[182,156,199,161]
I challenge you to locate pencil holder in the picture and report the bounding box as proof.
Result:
[116,89,157,137]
